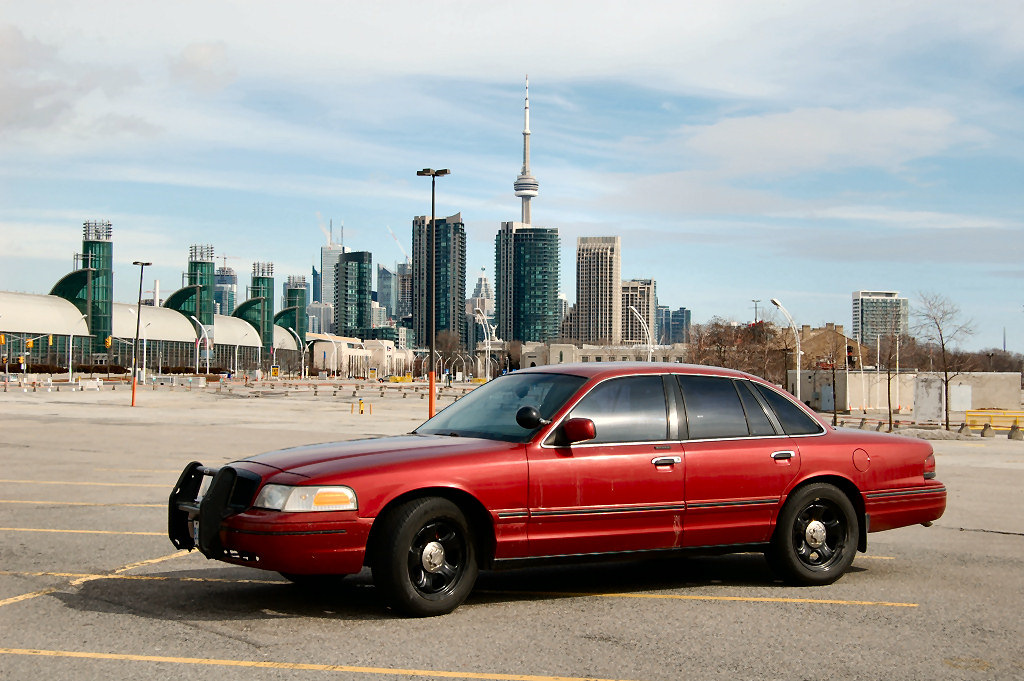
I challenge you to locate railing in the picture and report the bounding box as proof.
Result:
[965,410,1024,431]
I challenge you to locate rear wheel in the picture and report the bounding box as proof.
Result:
[768,483,858,585]
[371,497,478,616]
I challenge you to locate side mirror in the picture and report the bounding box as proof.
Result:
[562,418,596,444]
[516,406,551,430]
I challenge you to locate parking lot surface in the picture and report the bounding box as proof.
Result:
[1,385,1022,680]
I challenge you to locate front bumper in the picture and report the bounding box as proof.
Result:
[168,461,370,575]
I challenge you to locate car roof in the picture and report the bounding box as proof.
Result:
[516,361,764,383]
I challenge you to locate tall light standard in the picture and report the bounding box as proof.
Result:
[286,327,304,379]
[189,315,210,375]
[130,261,150,407]
[417,167,449,418]
[67,313,87,379]
[770,297,801,403]
[627,305,652,362]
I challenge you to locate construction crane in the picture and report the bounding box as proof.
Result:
[386,225,410,264]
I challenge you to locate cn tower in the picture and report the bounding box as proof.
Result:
[513,76,539,224]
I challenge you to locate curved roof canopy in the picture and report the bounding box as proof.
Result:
[273,326,297,351]
[111,303,197,342]
[212,315,260,347]
[0,292,90,335]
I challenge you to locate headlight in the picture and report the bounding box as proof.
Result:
[253,484,357,512]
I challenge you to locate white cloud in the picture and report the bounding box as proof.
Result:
[170,42,236,93]
[683,108,989,177]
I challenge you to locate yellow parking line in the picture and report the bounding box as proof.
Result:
[482,590,917,608]
[0,479,166,488]
[0,551,191,608]
[0,570,280,585]
[0,500,162,508]
[0,648,636,681]
[0,527,163,536]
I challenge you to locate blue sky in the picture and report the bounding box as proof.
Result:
[2,1,1022,351]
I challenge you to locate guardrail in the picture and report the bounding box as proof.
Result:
[965,410,1024,431]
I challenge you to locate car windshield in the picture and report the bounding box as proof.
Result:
[415,372,587,443]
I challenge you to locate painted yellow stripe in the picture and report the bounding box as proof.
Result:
[0,551,192,608]
[0,527,163,536]
[482,590,917,608]
[0,479,166,488]
[0,649,634,681]
[0,589,60,608]
[0,500,162,508]
[857,555,896,560]
[0,570,280,585]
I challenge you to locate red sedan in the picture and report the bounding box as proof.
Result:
[169,363,945,616]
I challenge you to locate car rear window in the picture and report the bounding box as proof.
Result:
[753,384,824,435]
[677,375,750,440]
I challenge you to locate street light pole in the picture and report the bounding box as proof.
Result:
[189,315,210,375]
[286,327,304,379]
[130,261,151,407]
[770,297,802,403]
[627,305,652,362]
[417,167,450,418]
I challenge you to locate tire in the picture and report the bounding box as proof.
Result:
[768,483,858,586]
[370,497,478,617]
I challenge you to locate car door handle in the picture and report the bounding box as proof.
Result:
[771,450,795,460]
[652,456,682,466]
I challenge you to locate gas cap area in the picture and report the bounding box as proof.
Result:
[853,448,871,472]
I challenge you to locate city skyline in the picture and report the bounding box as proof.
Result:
[2,2,1022,351]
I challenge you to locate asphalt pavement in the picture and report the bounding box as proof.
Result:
[1,383,1021,680]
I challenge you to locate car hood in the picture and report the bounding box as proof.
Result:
[241,434,522,479]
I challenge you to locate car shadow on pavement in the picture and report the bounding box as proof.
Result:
[52,553,868,620]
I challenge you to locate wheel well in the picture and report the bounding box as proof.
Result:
[365,488,497,568]
[783,476,867,552]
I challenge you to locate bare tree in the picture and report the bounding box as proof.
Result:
[914,292,975,430]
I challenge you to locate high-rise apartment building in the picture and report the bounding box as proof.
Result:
[852,291,909,345]
[396,262,413,320]
[670,307,692,344]
[494,222,560,343]
[621,279,656,346]
[412,213,467,348]
[574,236,622,345]
[335,251,373,335]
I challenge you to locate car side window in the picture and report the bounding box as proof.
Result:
[677,375,750,440]
[736,381,778,436]
[753,383,825,435]
[569,376,668,444]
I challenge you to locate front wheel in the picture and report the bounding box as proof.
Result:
[768,483,858,586]
[371,497,478,616]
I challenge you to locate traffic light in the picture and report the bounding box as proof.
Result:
[105,336,112,348]
[48,334,53,346]
[26,339,33,349]
[0,334,5,345]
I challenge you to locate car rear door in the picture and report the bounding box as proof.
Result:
[526,374,686,557]
[677,376,802,548]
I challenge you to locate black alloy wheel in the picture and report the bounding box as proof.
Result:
[371,497,478,616]
[768,482,858,586]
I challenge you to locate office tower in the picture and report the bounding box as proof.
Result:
[214,266,237,315]
[655,305,671,344]
[494,221,560,342]
[311,265,322,303]
[307,301,332,334]
[281,275,308,340]
[377,264,397,320]
[335,251,373,336]
[575,236,622,345]
[412,213,467,348]
[852,291,909,345]
[466,268,494,317]
[621,279,656,346]
[320,243,347,313]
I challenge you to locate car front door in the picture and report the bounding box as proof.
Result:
[677,375,802,548]
[526,375,686,558]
